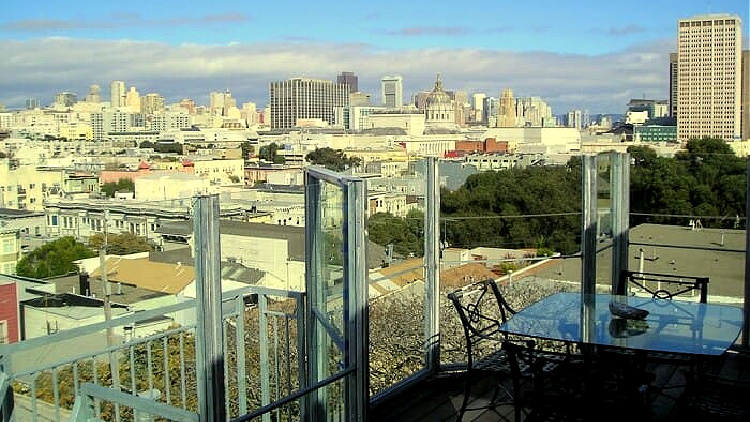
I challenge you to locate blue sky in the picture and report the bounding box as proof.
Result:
[1,0,748,113]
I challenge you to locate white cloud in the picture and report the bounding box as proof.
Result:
[0,37,673,113]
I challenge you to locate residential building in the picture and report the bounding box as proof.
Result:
[677,14,742,141]
[381,76,404,109]
[135,172,211,202]
[0,229,20,275]
[269,78,349,129]
[44,197,245,243]
[0,208,46,238]
[0,278,19,343]
[337,71,359,94]
[110,81,126,108]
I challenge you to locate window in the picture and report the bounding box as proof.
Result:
[2,238,14,253]
[50,215,58,226]
[0,320,6,344]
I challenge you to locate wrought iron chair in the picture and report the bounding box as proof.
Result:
[677,351,750,421]
[615,270,711,402]
[447,279,519,421]
[502,340,588,421]
[617,270,709,303]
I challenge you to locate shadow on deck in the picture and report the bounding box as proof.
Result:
[371,351,750,422]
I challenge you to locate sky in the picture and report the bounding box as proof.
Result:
[0,0,748,114]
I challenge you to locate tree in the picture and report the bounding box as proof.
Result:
[240,141,255,159]
[305,147,361,171]
[101,178,134,198]
[16,237,96,278]
[89,232,153,255]
[259,143,285,163]
[367,209,424,257]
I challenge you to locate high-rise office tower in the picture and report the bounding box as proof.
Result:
[25,98,40,109]
[497,88,516,127]
[381,76,403,109]
[54,92,77,108]
[140,93,165,114]
[85,84,102,103]
[269,78,349,129]
[125,87,140,112]
[567,110,583,130]
[677,14,742,141]
[110,81,126,108]
[669,53,678,118]
[337,71,359,94]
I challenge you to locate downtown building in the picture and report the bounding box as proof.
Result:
[269,78,349,130]
[676,13,742,141]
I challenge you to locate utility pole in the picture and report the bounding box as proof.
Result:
[100,206,119,390]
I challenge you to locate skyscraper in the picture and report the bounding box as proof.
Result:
[269,78,349,129]
[110,81,126,108]
[669,53,678,118]
[677,14,742,141]
[85,84,102,103]
[337,71,359,94]
[54,92,77,108]
[381,76,403,109]
[497,88,516,127]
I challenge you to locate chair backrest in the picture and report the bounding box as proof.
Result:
[617,270,709,303]
[448,279,515,355]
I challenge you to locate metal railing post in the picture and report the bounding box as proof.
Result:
[193,194,226,422]
[424,157,440,372]
[581,155,598,295]
[611,152,630,294]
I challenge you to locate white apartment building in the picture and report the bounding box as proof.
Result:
[677,14,742,141]
[269,78,349,129]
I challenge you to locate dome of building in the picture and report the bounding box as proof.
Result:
[426,74,451,107]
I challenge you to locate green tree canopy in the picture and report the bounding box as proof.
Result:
[305,147,361,171]
[629,138,746,227]
[89,232,154,255]
[16,236,96,278]
[101,178,135,198]
[259,143,285,164]
[441,161,581,254]
[367,209,424,257]
[240,141,255,159]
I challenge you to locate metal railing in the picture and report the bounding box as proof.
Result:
[0,284,307,422]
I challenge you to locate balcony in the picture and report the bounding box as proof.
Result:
[0,153,748,421]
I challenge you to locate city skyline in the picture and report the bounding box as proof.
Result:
[0,1,748,113]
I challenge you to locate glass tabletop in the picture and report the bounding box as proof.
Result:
[498,292,744,356]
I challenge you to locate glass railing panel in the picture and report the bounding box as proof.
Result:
[366,158,427,395]
[439,167,584,366]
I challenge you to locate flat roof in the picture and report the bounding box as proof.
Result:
[527,223,746,300]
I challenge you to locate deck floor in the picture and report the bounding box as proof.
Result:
[370,351,749,422]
